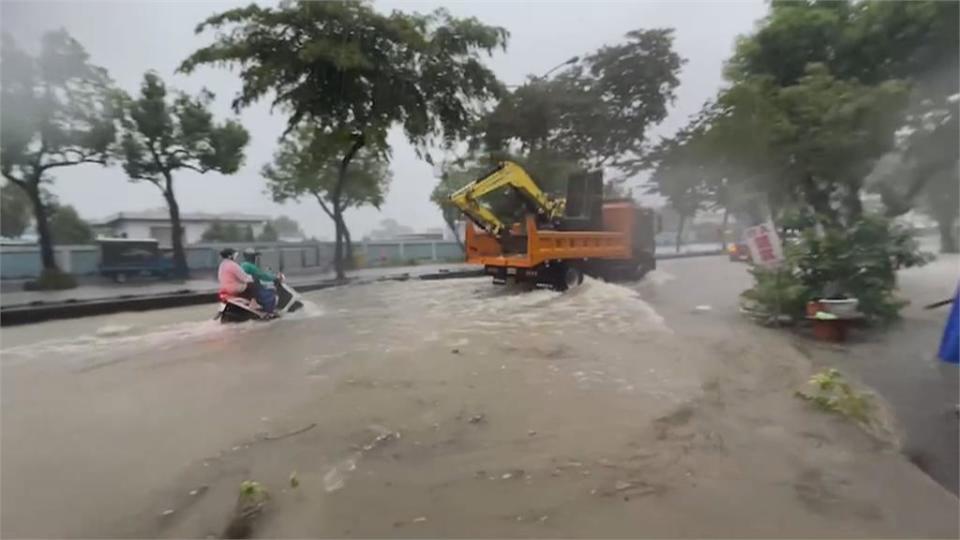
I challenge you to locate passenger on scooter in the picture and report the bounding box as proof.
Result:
[217,248,254,299]
[240,248,278,314]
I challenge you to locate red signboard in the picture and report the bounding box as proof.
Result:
[744,222,784,267]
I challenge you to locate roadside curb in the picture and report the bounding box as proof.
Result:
[655,250,724,260]
[0,251,724,326]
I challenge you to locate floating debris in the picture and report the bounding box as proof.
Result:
[501,468,525,480]
[468,414,486,424]
[289,471,299,489]
[259,423,317,441]
[412,516,427,523]
[161,509,175,517]
[222,481,270,539]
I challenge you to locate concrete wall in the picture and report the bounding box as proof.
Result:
[1,239,466,279]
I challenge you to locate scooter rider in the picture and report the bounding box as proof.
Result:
[217,248,254,300]
[240,248,278,314]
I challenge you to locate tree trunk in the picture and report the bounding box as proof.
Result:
[445,217,465,254]
[162,182,189,278]
[25,181,59,272]
[720,206,730,251]
[937,217,959,254]
[802,174,837,227]
[843,185,863,227]
[331,135,366,280]
[675,214,686,254]
[332,212,345,279]
[341,216,355,269]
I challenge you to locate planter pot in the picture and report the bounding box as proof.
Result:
[812,318,849,343]
[820,298,859,318]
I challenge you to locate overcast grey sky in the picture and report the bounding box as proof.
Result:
[1,0,768,239]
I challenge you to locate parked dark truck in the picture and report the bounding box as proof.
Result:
[98,238,175,283]
[450,161,659,290]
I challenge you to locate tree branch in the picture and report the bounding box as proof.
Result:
[178,162,210,174]
[145,136,168,177]
[312,191,335,219]
[56,157,107,170]
[2,172,26,189]
[127,172,165,193]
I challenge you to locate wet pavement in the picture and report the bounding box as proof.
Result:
[1,256,957,538]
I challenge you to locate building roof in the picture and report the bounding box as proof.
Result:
[94,210,269,226]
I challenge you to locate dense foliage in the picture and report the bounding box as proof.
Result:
[200,221,255,243]
[48,204,95,245]
[1,182,31,238]
[482,29,683,170]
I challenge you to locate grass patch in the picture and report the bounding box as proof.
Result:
[796,368,873,424]
[24,269,77,291]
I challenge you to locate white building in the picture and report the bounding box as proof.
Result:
[92,210,269,246]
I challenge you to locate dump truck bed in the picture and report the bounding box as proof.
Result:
[465,201,639,267]
[466,217,629,268]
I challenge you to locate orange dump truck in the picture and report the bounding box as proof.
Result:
[450,161,659,289]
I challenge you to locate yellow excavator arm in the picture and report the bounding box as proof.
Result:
[449,161,565,236]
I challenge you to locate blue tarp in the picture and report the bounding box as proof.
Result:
[937,287,959,364]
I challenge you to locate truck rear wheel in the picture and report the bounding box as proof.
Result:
[555,263,583,291]
[630,251,656,281]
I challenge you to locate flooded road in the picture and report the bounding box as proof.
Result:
[2,257,957,538]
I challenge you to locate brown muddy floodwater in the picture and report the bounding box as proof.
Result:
[2,269,957,538]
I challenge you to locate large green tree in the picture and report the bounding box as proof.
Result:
[871,96,958,251]
[724,0,957,238]
[257,222,279,242]
[482,28,683,171]
[0,31,117,277]
[728,1,957,88]
[262,126,391,269]
[200,221,256,243]
[921,163,960,253]
[181,1,506,279]
[47,203,94,245]
[268,216,304,239]
[118,72,249,277]
[643,119,714,252]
